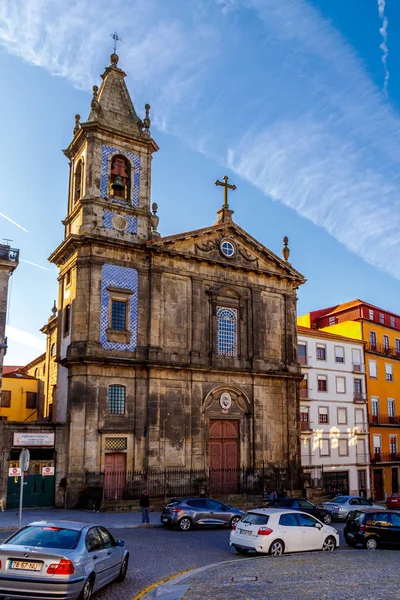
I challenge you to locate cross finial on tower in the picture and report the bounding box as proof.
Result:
[215,175,236,209]
[110,32,121,54]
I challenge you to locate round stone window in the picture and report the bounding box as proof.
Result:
[220,239,235,258]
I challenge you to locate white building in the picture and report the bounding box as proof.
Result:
[298,326,371,496]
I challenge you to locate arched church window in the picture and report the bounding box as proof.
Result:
[217,307,237,356]
[74,159,83,202]
[51,343,56,357]
[109,155,131,201]
[108,384,126,415]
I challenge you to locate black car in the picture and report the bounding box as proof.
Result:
[344,509,400,549]
[266,498,332,524]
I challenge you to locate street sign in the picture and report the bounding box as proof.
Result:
[13,432,54,447]
[42,466,54,476]
[9,467,21,477]
[19,449,30,472]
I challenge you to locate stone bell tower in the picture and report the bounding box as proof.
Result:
[49,52,159,501]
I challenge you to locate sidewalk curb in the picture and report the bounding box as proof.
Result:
[135,556,263,599]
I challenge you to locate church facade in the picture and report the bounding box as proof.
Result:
[47,53,305,504]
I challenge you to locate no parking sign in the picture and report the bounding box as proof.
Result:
[42,466,54,476]
[8,467,21,477]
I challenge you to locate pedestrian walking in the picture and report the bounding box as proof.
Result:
[140,491,150,524]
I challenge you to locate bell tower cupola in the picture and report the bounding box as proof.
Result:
[61,51,159,246]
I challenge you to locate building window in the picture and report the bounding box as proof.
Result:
[390,435,397,457]
[383,335,389,352]
[105,437,128,450]
[34,368,38,377]
[337,407,347,425]
[335,346,344,363]
[369,309,374,321]
[63,304,71,336]
[369,331,377,350]
[51,343,56,357]
[111,300,127,331]
[380,312,385,324]
[217,307,237,356]
[373,434,381,459]
[385,363,393,382]
[336,377,346,394]
[316,344,326,360]
[25,392,37,409]
[390,316,396,328]
[338,439,349,456]
[396,339,400,357]
[74,159,83,202]
[368,360,377,378]
[354,378,362,393]
[388,398,395,420]
[110,155,131,200]
[220,240,236,257]
[329,316,335,326]
[300,407,309,431]
[108,385,126,415]
[65,269,71,287]
[317,376,327,392]
[318,406,329,424]
[1,390,11,407]
[320,439,330,457]
[297,342,307,365]
[371,398,379,423]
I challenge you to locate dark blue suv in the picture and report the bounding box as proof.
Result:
[344,509,400,549]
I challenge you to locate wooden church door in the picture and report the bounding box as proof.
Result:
[209,420,239,494]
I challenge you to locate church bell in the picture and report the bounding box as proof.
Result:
[112,175,124,192]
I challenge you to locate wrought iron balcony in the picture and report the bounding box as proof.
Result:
[371,451,400,463]
[369,414,400,426]
[366,341,400,359]
[0,245,19,264]
[355,453,369,464]
[354,423,368,434]
[298,355,308,366]
[353,392,367,403]
[300,421,312,432]
[352,363,365,373]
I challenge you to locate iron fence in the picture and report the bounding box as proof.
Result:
[84,465,307,503]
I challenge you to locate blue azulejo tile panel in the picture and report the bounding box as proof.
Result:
[100,145,140,207]
[100,264,139,351]
[102,210,137,234]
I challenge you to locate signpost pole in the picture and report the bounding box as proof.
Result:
[18,448,30,530]
[18,471,23,530]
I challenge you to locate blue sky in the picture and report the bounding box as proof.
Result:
[1,0,400,365]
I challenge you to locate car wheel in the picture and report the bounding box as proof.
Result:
[230,516,241,529]
[365,537,378,550]
[116,554,129,582]
[322,513,332,525]
[234,546,249,554]
[78,575,94,600]
[322,536,336,551]
[269,540,284,556]
[178,517,192,531]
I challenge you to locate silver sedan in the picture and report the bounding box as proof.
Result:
[322,496,382,521]
[0,520,129,600]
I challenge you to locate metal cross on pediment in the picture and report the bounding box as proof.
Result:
[215,175,236,208]
[110,32,122,54]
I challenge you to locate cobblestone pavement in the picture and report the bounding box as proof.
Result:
[1,524,399,599]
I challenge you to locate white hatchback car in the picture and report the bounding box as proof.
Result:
[230,508,339,556]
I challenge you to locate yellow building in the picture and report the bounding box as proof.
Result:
[299,300,400,500]
[0,370,41,422]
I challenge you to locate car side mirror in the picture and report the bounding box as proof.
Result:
[116,540,124,547]
[315,523,323,529]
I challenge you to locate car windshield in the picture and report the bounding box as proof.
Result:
[241,513,270,525]
[330,496,349,504]
[6,526,81,549]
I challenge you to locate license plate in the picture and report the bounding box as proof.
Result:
[239,529,253,536]
[10,561,42,571]
[347,532,354,538]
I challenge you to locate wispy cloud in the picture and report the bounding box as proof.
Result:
[21,259,51,271]
[2,0,400,279]
[0,212,28,232]
[378,0,390,96]
[6,325,45,351]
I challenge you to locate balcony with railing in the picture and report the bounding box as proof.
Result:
[353,392,367,404]
[352,363,365,373]
[0,244,19,264]
[355,453,369,464]
[354,423,368,434]
[366,341,400,359]
[298,355,308,366]
[300,420,312,432]
[371,451,400,463]
[369,414,400,426]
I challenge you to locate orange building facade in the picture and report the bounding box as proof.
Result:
[299,300,400,500]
